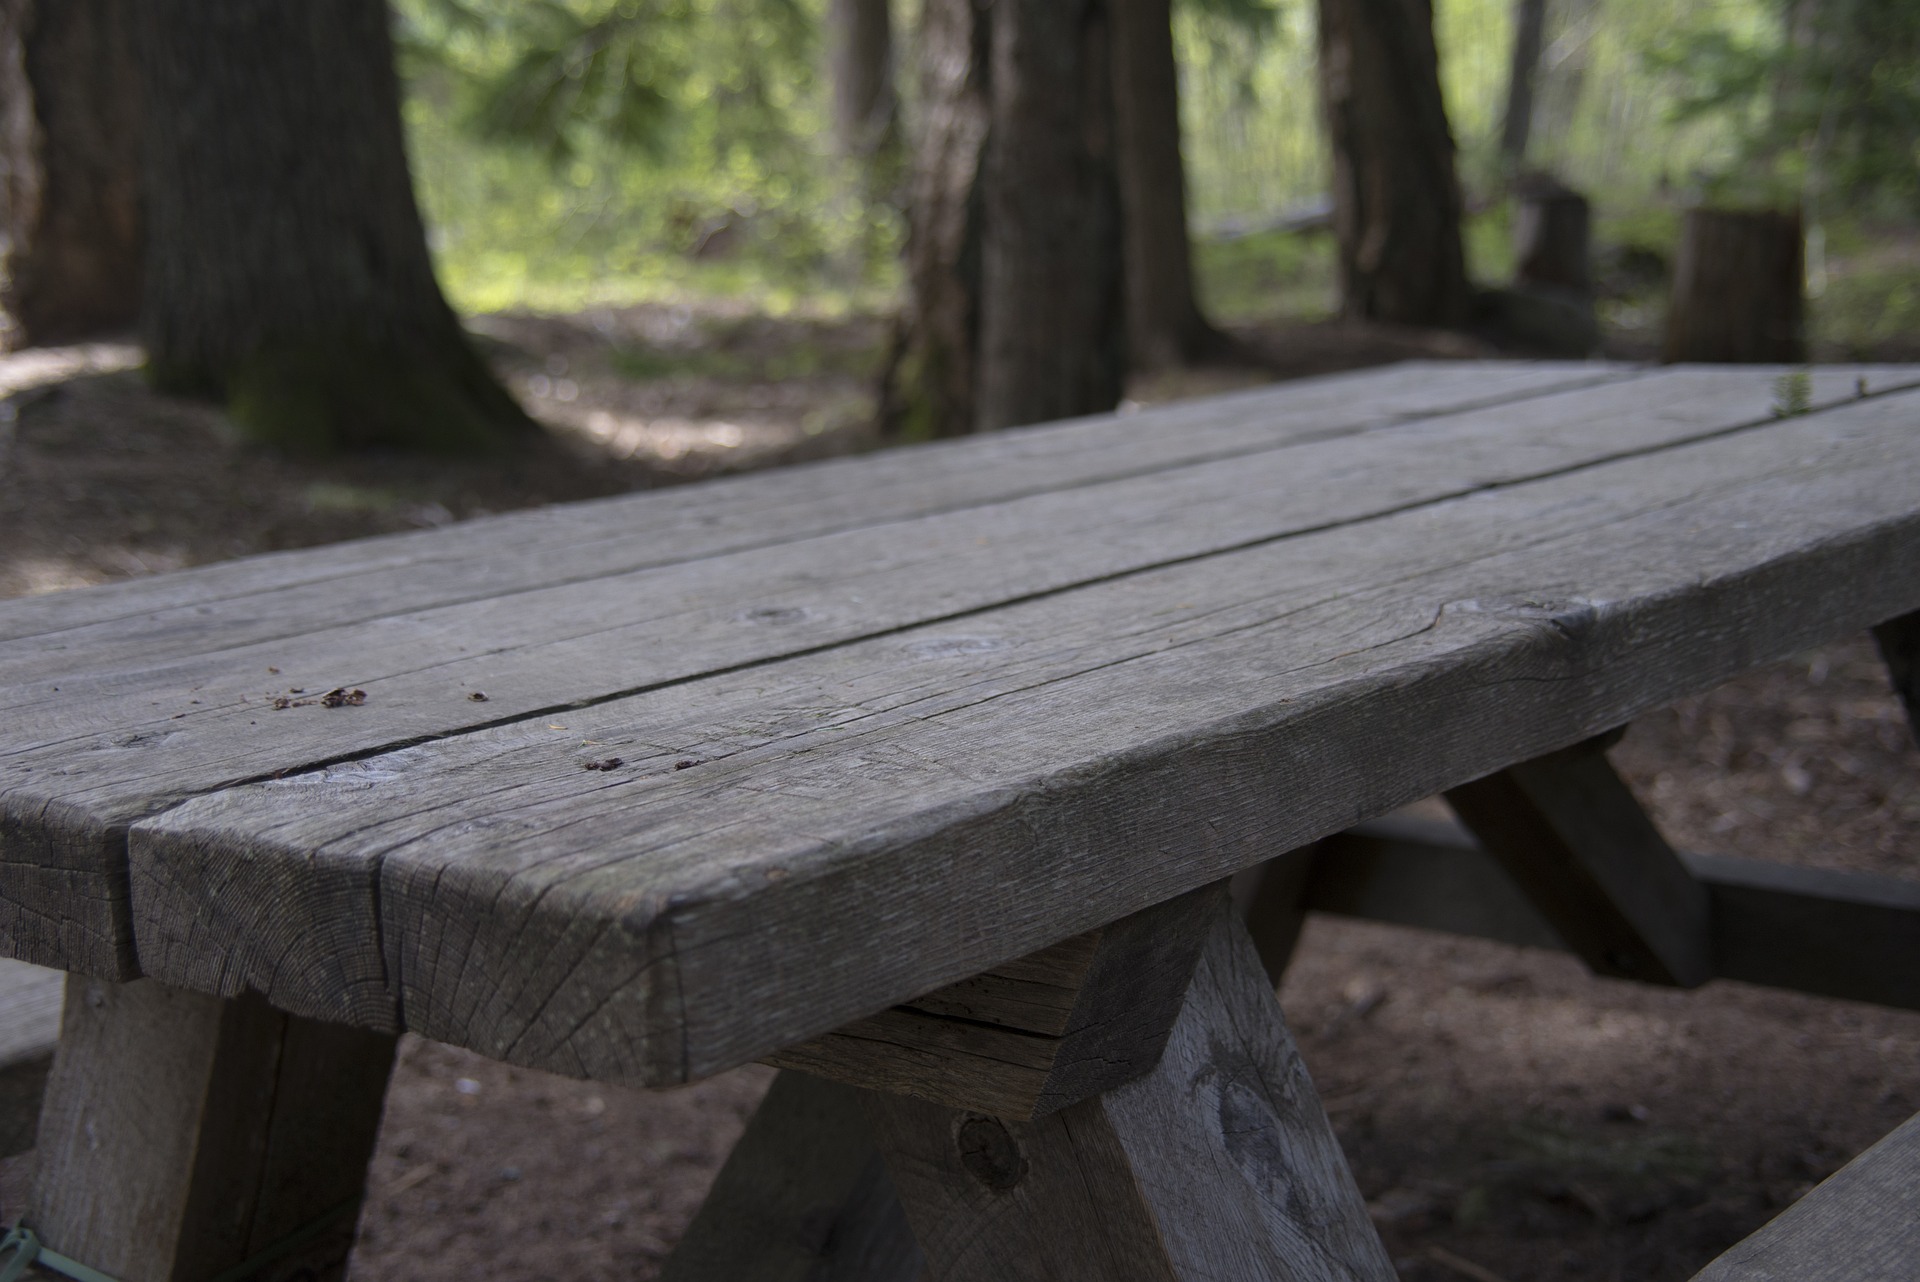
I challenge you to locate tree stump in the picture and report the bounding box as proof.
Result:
[1663,208,1805,363]
[1514,174,1592,295]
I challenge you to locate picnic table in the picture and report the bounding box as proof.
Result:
[4,360,1920,1281]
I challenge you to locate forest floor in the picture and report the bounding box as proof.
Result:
[1,307,1917,1282]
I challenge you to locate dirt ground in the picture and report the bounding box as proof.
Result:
[1,312,1916,1282]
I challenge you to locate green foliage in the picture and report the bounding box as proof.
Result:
[1649,0,1920,213]
[394,0,900,315]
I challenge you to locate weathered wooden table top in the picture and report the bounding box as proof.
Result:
[5,361,1920,1089]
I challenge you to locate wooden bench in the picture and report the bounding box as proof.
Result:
[4,360,1920,1280]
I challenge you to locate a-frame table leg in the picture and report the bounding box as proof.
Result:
[24,977,395,1282]
[862,896,1394,1282]
[660,1070,924,1282]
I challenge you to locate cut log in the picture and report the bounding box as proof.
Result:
[28,978,394,1282]
[1663,207,1806,363]
[864,896,1394,1282]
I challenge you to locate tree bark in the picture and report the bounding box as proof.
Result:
[829,0,896,166]
[0,0,142,349]
[883,0,991,440]
[1316,0,1473,328]
[133,0,532,454]
[975,0,1125,430]
[1110,0,1224,371]
[1663,207,1805,364]
[1499,0,1548,166]
[885,0,1124,437]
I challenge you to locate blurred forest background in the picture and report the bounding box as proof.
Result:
[392,0,1920,353]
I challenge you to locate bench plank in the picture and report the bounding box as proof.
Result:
[1690,1111,1920,1282]
[0,368,1892,981]
[127,391,1920,1082]
[1311,812,1920,1011]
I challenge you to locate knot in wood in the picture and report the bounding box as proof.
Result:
[954,1115,1027,1192]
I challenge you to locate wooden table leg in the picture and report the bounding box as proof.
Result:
[1873,609,1920,740]
[863,897,1394,1282]
[660,1070,923,1282]
[27,976,395,1282]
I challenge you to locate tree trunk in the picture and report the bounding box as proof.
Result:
[0,0,142,349]
[828,0,896,166]
[1110,0,1223,371]
[133,0,531,454]
[975,0,1125,430]
[1499,0,1548,166]
[883,0,990,440]
[1663,208,1805,364]
[885,0,1124,437]
[1316,0,1473,328]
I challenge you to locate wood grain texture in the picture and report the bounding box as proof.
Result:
[1690,1110,1920,1282]
[0,360,1624,669]
[766,885,1220,1118]
[6,366,1898,986]
[126,387,1920,1080]
[1445,734,1712,985]
[29,977,394,1282]
[659,1070,923,1282]
[1306,813,1920,1010]
[865,900,1394,1282]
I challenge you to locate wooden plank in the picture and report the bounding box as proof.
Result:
[765,886,1221,1119]
[1872,607,1920,741]
[1307,814,1920,1011]
[864,898,1394,1282]
[28,977,395,1282]
[126,388,1920,1080]
[3,368,1895,983]
[0,360,1631,671]
[1690,1110,1920,1282]
[658,1070,923,1282]
[1444,734,1713,985]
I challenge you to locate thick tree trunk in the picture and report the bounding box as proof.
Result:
[1499,0,1548,166]
[1663,207,1805,364]
[1316,0,1473,328]
[885,0,1124,437]
[0,0,142,348]
[975,0,1125,429]
[828,0,896,166]
[1110,0,1223,371]
[883,0,990,440]
[134,0,531,454]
